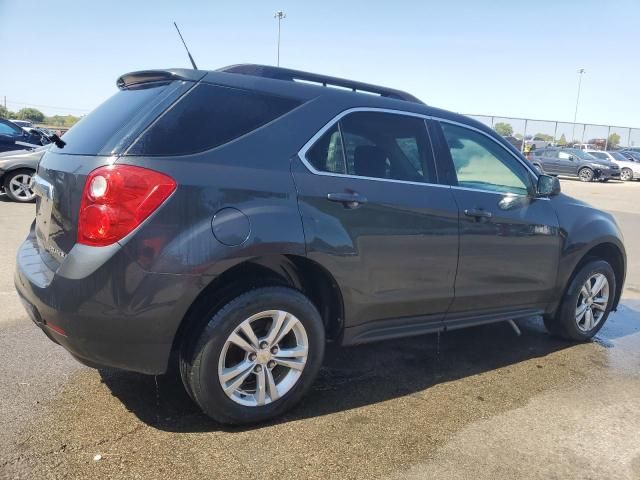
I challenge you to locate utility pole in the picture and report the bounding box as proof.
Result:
[571,68,586,143]
[274,10,286,67]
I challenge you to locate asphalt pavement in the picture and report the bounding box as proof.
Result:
[1,180,640,479]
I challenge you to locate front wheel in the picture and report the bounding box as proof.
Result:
[544,259,616,341]
[181,287,325,425]
[578,167,594,182]
[621,168,633,181]
[3,169,36,202]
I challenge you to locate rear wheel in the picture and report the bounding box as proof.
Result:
[3,169,36,202]
[621,168,633,181]
[578,167,594,182]
[180,287,325,425]
[544,259,615,341]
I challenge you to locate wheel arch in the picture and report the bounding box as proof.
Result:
[171,254,345,358]
[554,242,626,315]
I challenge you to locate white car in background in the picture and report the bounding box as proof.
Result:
[586,150,640,181]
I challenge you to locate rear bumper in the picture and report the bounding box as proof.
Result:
[14,228,201,374]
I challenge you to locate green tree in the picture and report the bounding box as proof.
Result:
[16,107,45,122]
[534,133,554,142]
[494,122,513,136]
[43,114,81,128]
[557,134,567,146]
[608,133,621,148]
[0,105,10,118]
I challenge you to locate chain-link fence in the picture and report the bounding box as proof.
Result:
[465,114,640,153]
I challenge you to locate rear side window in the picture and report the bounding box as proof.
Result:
[341,112,432,182]
[128,84,302,156]
[53,82,182,155]
[305,111,435,183]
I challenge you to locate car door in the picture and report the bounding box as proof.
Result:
[530,149,552,173]
[557,150,579,176]
[0,119,25,152]
[291,110,459,332]
[432,120,562,319]
[539,149,562,174]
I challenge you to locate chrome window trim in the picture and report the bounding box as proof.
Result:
[297,107,541,188]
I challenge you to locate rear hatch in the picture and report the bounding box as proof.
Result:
[33,71,201,269]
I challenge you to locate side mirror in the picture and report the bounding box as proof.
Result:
[537,174,561,197]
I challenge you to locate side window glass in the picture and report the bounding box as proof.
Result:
[441,123,532,195]
[0,122,20,135]
[306,124,345,174]
[558,151,572,160]
[340,111,434,182]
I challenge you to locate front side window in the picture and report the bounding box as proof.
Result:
[441,123,532,195]
[305,111,435,183]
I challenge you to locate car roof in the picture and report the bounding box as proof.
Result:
[115,64,517,158]
[118,65,489,129]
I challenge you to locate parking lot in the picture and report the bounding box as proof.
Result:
[2,179,640,480]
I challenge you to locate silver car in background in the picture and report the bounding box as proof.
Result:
[587,150,640,181]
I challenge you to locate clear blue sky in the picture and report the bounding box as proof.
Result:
[1,0,639,127]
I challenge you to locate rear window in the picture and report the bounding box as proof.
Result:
[53,81,188,155]
[127,84,302,156]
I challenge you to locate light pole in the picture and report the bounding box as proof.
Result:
[571,68,586,143]
[274,10,286,67]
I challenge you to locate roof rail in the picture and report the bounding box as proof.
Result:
[218,64,424,104]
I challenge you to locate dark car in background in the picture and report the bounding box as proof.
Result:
[15,65,626,425]
[0,118,50,153]
[0,146,48,202]
[530,147,620,182]
[620,150,640,162]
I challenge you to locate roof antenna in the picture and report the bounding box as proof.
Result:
[173,22,198,70]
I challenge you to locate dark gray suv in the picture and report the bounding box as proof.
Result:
[15,65,626,424]
[530,147,620,182]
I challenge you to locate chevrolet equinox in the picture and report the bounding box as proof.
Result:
[15,65,626,424]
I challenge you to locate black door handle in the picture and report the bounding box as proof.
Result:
[464,208,493,219]
[327,192,367,209]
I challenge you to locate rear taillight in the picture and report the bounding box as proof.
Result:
[78,165,176,246]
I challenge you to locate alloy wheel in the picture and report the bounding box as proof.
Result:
[621,168,632,181]
[218,310,309,407]
[575,273,609,332]
[579,168,593,182]
[8,173,35,201]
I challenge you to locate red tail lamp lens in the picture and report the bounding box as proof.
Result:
[78,165,176,246]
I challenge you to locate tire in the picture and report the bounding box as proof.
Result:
[621,168,633,181]
[181,287,325,425]
[544,259,616,341]
[578,167,594,182]
[3,169,36,202]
